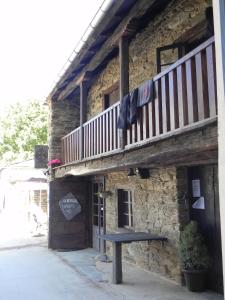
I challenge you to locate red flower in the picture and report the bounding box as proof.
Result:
[47,159,61,166]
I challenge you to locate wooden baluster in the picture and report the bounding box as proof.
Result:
[77,131,80,161]
[93,120,96,156]
[206,44,217,117]
[168,70,179,130]
[61,139,64,164]
[65,137,68,163]
[161,75,170,133]
[177,64,188,127]
[142,103,149,140]
[127,125,131,146]
[148,97,155,138]
[99,116,102,155]
[185,58,198,124]
[88,125,90,158]
[83,127,86,159]
[71,133,73,162]
[96,118,99,155]
[154,80,162,135]
[117,105,121,148]
[195,51,209,120]
[137,107,143,142]
[113,106,117,149]
[102,114,105,153]
[86,126,88,158]
[71,134,73,161]
[66,136,69,163]
[69,135,72,163]
[106,111,109,152]
[76,131,78,161]
[85,126,88,158]
[110,109,113,151]
[74,133,76,161]
[89,122,93,157]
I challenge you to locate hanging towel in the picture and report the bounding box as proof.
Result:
[117,94,130,129]
[137,79,154,107]
[129,88,139,125]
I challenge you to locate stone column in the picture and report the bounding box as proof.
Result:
[213,0,225,296]
[48,98,80,163]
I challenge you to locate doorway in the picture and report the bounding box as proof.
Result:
[92,177,105,252]
[188,165,223,293]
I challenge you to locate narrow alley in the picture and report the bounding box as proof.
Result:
[0,237,222,300]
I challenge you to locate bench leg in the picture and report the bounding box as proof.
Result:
[112,242,122,284]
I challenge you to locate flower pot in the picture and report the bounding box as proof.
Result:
[183,269,207,292]
[51,163,60,168]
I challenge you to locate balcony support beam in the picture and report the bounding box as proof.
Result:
[119,35,129,149]
[80,80,88,160]
[213,0,225,295]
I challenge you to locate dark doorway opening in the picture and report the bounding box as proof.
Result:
[188,165,223,294]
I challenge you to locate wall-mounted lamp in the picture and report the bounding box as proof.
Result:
[137,168,150,179]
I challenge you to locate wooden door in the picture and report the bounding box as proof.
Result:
[92,181,104,252]
[188,165,223,293]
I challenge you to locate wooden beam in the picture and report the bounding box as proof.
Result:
[111,18,139,46]
[80,81,88,159]
[119,35,129,149]
[213,0,225,295]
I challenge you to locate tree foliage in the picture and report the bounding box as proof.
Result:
[0,100,48,164]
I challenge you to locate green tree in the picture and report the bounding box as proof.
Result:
[0,100,48,164]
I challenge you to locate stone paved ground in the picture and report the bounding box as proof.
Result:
[0,238,223,300]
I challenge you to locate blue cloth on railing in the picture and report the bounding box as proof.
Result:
[129,88,139,124]
[118,80,153,129]
[137,79,154,107]
[117,94,130,129]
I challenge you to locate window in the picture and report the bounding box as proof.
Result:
[118,189,133,228]
[103,82,119,110]
[156,43,185,73]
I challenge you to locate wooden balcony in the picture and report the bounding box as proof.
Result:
[61,37,217,166]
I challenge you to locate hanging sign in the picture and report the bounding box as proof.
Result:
[192,196,205,210]
[59,193,81,221]
[192,179,201,197]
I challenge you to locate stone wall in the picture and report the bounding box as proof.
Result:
[104,167,189,282]
[87,0,210,119]
[87,57,119,120]
[48,99,80,162]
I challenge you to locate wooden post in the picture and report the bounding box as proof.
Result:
[112,242,122,284]
[119,35,129,149]
[80,80,87,160]
[213,0,225,296]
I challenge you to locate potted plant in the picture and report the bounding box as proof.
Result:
[179,221,211,292]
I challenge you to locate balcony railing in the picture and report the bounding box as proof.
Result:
[61,37,217,165]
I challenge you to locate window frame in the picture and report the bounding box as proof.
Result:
[117,189,133,229]
[102,81,119,110]
[156,43,185,74]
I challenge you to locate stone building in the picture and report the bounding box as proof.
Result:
[47,0,223,294]
[0,160,48,234]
